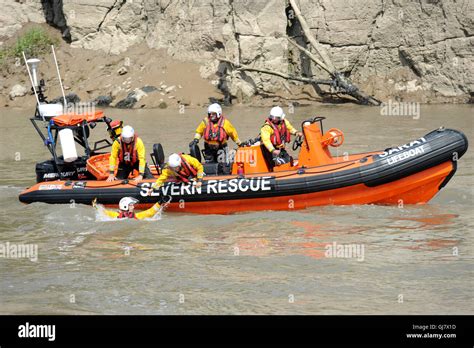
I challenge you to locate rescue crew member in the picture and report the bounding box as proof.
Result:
[260,106,303,166]
[189,103,241,163]
[107,119,123,142]
[92,197,161,220]
[149,153,204,194]
[106,125,153,183]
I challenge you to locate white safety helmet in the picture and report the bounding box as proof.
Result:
[168,153,182,168]
[119,197,138,211]
[269,106,285,120]
[207,103,222,118]
[121,125,134,143]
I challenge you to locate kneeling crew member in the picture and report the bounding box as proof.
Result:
[190,103,241,163]
[260,106,303,166]
[150,153,204,193]
[93,197,161,220]
[107,125,153,183]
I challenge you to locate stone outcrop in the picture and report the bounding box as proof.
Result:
[9,84,28,100]
[0,0,45,46]
[2,0,473,103]
[50,93,81,105]
[295,0,474,103]
[64,0,148,54]
[114,86,158,108]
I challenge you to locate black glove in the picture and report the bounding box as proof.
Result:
[158,195,172,205]
[189,139,199,147]
[273,156,286,166]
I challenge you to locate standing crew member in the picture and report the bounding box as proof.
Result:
[93,197,162,220]
[107,125,153,183]
[189,103,241,163]
[260,106,303,167]
[149,153,204,194]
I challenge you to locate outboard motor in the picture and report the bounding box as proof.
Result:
[35,157,92,182]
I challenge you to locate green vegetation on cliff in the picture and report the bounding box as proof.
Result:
[0,27,58,67]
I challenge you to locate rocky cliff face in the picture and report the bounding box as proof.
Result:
[297,0,474,103]
[2,0,473,104]
[0,0,45,40]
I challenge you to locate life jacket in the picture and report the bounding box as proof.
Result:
[265,119,291,147]
[118,134,138,165]
[173,154,198,183]
[118,211,136,219]
[204,116,228,143]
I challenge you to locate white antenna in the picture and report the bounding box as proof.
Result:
[22,53,45,121]
[51,45,67,111]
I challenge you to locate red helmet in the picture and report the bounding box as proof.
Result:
[110,120,123,129]
[108,120,123,139]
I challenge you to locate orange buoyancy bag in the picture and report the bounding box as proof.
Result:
[267,119,291,147]
[204,116,228,143]
[118,134,138,165]
[174,154,198,183]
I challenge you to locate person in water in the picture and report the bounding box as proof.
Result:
[149,153,204,194]
[107,125,153,183]
[93,197,162,220]
[189,103,241,163]
[260,106,303,167]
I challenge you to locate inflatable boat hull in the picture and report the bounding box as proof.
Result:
[19,128,468,214]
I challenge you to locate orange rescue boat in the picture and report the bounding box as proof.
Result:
[19,117,468,214]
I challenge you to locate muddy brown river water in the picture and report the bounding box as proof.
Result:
[0,104,472,314]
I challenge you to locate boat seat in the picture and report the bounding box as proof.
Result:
[273,161,295,172]
[203,162,232,176]
[150,143,165,169]
[260,144,297,172]
[189,143,202,163]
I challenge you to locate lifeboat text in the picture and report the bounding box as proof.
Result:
[386,145,427,165]
[140,176,273,197]
[378,137,427,158]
